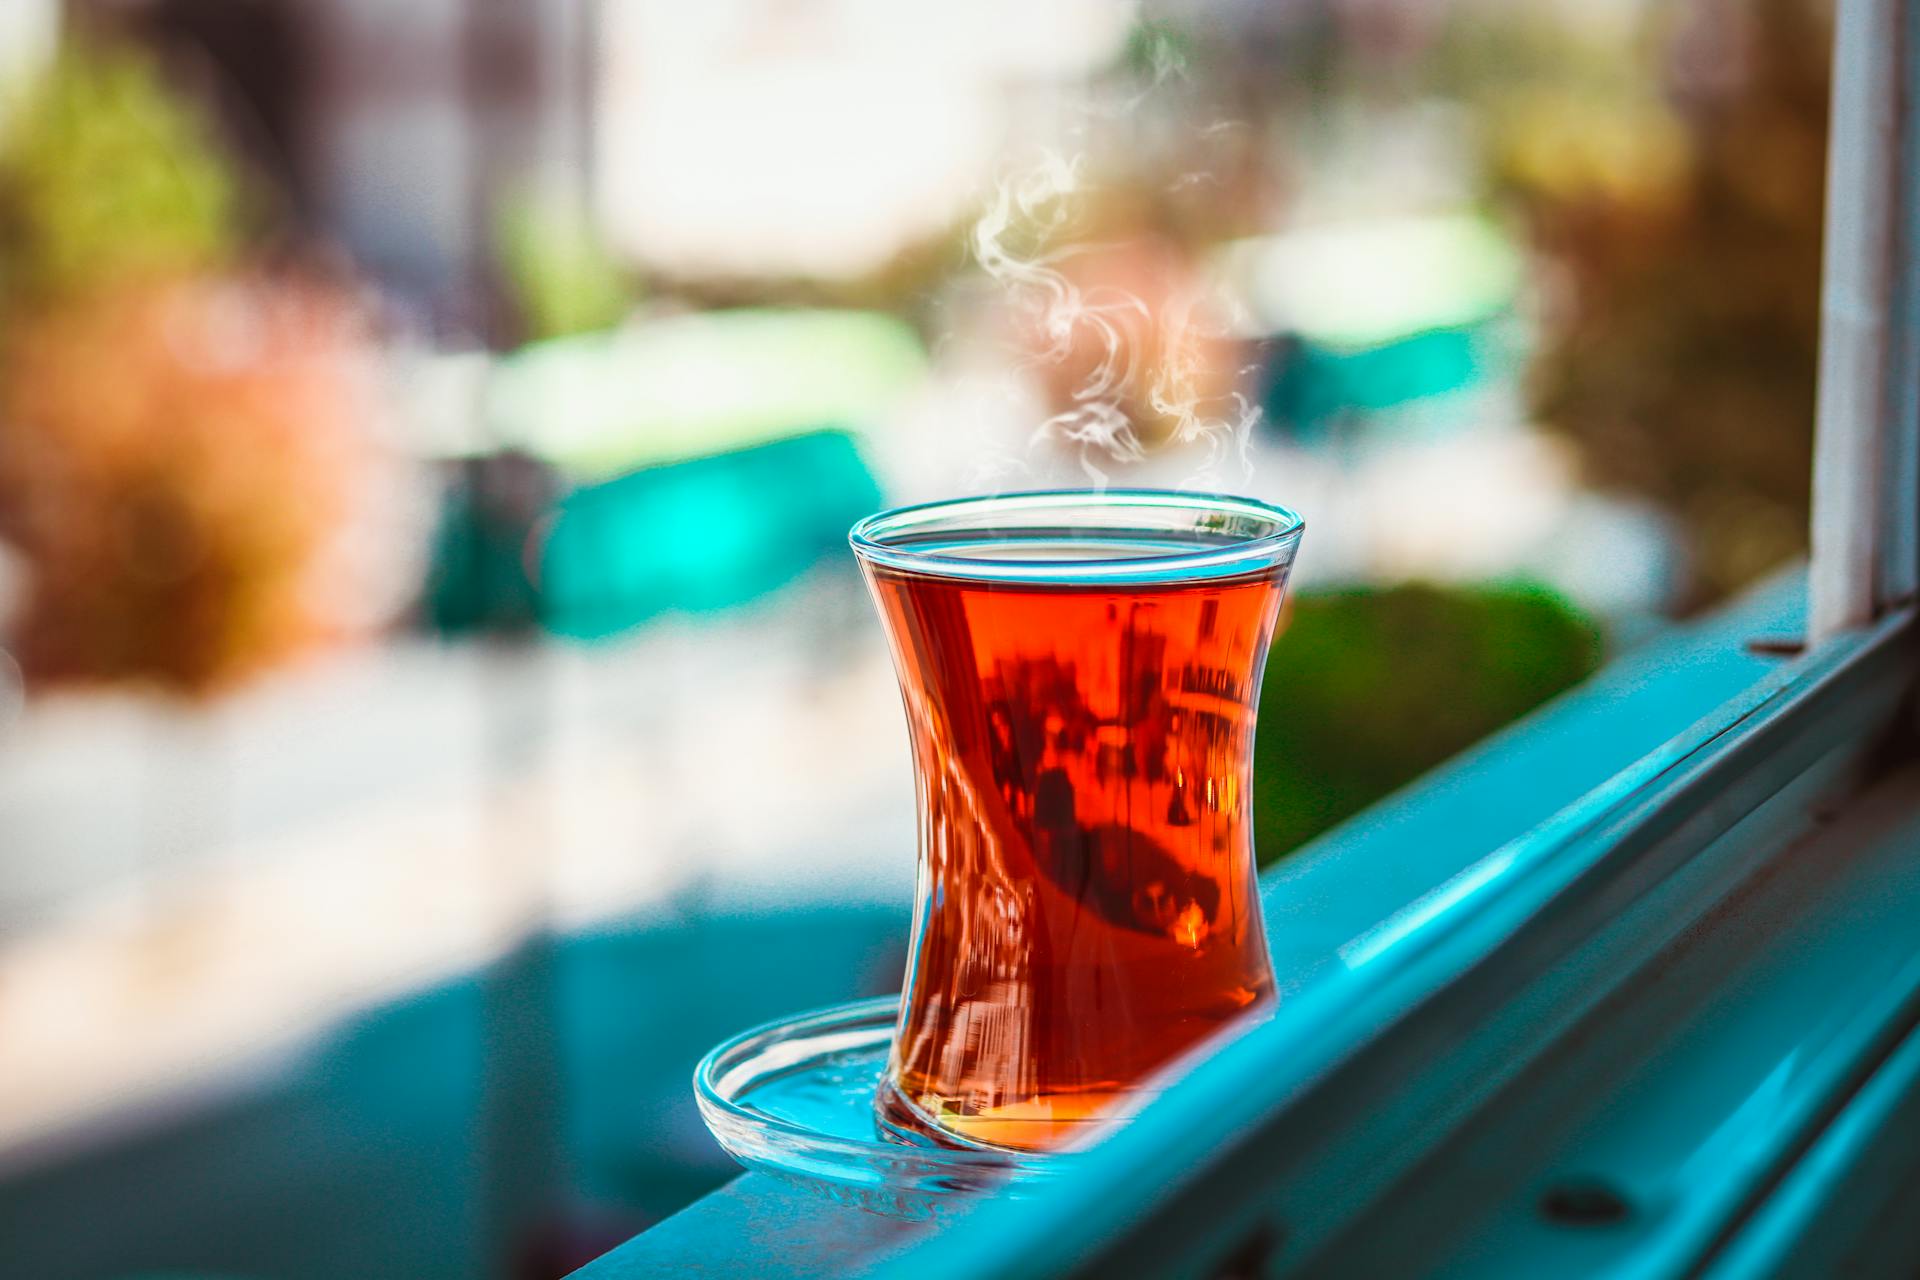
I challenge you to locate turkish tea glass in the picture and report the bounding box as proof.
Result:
[850,490,1305,1152]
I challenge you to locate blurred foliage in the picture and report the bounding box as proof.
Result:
[0,40,240,316]
[496,194,635,342]
[0,274,384,695]
[1254,582,1603,863]
[1121,20,1197,84]
[0,38,396,696]
[1472,0,1829,610]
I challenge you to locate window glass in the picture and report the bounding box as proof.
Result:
[0,2,1834,1274]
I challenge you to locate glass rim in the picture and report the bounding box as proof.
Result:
[847,488,1305,584]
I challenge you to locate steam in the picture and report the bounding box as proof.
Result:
[966,33,1260,490]
[1146,293,1262,485]
[971,154,1149,481]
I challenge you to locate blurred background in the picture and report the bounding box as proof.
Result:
[0,0,1828,1276]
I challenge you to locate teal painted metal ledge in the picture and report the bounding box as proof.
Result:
[896,603,1911,1276]
[575,573,1822,1278]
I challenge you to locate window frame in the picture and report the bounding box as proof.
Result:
[1812,0,1920,636]
[890,608,1916,1279]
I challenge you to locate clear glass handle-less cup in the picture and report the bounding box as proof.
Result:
[850,490,1305,1153]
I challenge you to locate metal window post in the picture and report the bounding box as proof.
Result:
[1811,0,1919,639]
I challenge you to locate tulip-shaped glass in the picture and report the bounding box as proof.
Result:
[850,490,1305,1152]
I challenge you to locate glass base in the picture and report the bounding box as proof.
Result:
[875,1072,1141,1153]
[694,996,1071,1219]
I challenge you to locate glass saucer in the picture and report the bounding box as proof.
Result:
[693,995,1071,1219]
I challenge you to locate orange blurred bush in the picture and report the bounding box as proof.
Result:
[0,275,390,694]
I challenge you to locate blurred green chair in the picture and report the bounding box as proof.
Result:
[535,428,882,640]
[427,430,882,641]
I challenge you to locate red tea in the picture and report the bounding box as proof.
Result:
[863,544,1286,1151]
